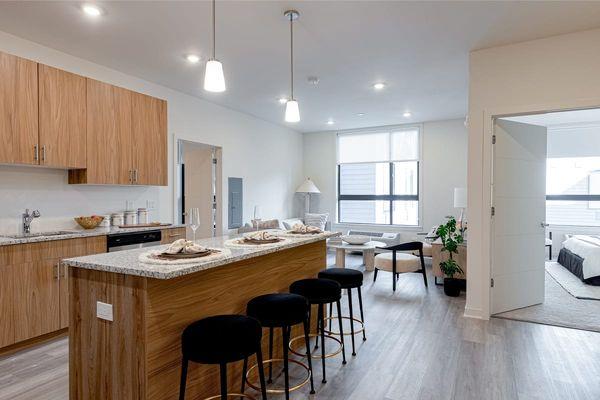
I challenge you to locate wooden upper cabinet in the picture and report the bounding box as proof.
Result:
[132,91,167,186]
[83,79,133,184]
[39,64,86,169]
[0,51,38,165]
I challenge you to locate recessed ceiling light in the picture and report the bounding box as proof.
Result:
[327,119,335,125]
[403,111,412,118]
[186,54,200,64]
[278,97,288,104]
[82,4,102,17]
[357,113,365,116]
[373,82,386,90]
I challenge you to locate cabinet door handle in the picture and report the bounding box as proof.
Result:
[129,170,133,184]
[54,262,60,281]
[41,145,46,163]
[169,232,184,238]
[34,145,39,162]
[133,169,138,183]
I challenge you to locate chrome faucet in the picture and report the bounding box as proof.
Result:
[22,209,40,234]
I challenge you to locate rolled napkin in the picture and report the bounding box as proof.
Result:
[164,238,208,254]
[245,231,277,241]
[291,223,323,234]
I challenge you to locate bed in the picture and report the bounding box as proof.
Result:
[558,235,600,286]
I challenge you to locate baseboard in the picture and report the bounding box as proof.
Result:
[463,306,489,320]
[0,328,68,358]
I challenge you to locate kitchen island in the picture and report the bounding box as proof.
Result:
[63,231,338,400]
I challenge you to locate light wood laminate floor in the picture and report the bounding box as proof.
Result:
[1,253,599,400]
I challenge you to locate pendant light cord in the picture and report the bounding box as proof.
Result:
[212,0,216,60]
[289,12,294,100]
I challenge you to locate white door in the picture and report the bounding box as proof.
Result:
[491,119,547,314]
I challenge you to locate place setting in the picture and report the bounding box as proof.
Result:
[138,238,231,265]
[224,230,291,248]
[274,222,326,238]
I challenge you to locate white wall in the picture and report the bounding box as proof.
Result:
[468,28,600,319]
[302,118,467,237]
[0,31,303,234]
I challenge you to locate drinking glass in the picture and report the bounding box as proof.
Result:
[253,206,261,231]
[189,208,200,242]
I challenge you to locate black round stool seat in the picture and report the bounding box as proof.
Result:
[290,278,341,304]
[182,315,262,364]
[318,268,363,288]
[247,293,308,327]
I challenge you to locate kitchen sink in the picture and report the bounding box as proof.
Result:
[1,231,77,239]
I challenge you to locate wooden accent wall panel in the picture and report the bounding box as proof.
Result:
[0,51,38,165]
[69,268,147,400]
[160,227,186,244]
[39,64,86,168]
[132,92,167,186]
[69,240,326,400]
[145,240,325,400]
[83,79,133,184]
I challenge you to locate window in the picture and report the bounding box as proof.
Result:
[337,127,420,225]
[546,157,600,226]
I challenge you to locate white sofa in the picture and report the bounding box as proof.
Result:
[238,217,331,233]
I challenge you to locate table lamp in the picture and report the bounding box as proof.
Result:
[296,178,320,214]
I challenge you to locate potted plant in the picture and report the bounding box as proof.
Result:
[436,217,464,297]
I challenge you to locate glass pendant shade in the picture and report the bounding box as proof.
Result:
[285,99,300,122]
[204,59,226,92]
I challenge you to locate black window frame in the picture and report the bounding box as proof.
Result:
[337,161,420,225]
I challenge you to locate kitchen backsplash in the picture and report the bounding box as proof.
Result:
[0,165,161,234]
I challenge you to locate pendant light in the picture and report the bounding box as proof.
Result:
[284,10,300,123]
[204,0,226,92]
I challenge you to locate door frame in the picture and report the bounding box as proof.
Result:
[172,136,223,237]
[473,98,600,320]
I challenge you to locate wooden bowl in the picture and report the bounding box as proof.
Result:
[74,216,104,229]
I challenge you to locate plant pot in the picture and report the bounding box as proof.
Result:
[443,278,461,297]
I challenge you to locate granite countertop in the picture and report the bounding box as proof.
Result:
[0,224,186,247]
[63,231,340,280]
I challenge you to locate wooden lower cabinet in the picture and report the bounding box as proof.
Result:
[0,236,106,349]
[161,227,186,244]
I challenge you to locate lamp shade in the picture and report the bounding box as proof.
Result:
[204,59,226,92]
[296,178,320,194]
[454,187,467,208]
[285,100,300,122]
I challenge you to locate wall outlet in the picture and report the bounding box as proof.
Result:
[126,200,135,211]
[147,200,156,210]
[96,301,113,321]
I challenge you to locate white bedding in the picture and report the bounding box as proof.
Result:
[563,235,600,279]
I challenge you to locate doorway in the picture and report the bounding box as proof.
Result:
[490,109,600,332]
[175,139,223,238]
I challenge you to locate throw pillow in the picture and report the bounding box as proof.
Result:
[304,213,329,231]
[252,219,280,229]
[282,218,304,230]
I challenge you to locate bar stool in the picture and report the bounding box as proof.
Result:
[289,278,347,384]
[179,314,267,400]
[318,268,366,356]
[245,293,315,399]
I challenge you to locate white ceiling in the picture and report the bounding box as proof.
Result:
[2,1,600,133]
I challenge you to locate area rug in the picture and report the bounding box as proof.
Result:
[546,261,600,300]
[493,271,600,333]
